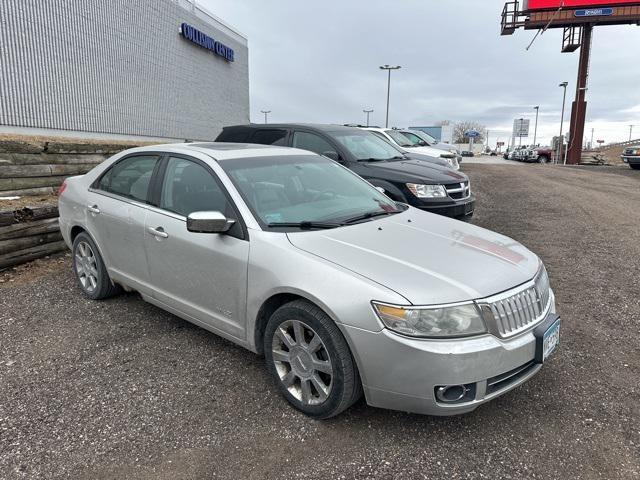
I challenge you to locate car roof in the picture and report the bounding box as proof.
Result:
[122,142,312,161]
[222,123,365,134]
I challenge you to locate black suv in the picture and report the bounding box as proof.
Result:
[216,124,475,219]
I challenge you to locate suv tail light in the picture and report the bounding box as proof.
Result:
[58,180,67,196]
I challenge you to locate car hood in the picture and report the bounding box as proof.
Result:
[287,209,539,305]
[360,158,467,184]
[404,145,447,158]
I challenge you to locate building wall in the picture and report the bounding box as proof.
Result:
[0,0,249,141]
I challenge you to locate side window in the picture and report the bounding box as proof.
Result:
[216,129,250,143]
[160,157,232,218]
[251,129,287,146]
[96,155,158,203]
[292,131,336,156]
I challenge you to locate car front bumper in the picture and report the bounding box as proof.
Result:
[621,155,640,165]
[415,195,475,218]
[342,307,557,416]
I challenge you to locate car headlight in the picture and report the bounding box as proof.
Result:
[406,183,447,198]
[372,302,487,338]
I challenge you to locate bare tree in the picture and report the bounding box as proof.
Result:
[453,121,487,143]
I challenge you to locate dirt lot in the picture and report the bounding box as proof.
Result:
[1,164,639,479]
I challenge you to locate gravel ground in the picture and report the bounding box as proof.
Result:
[1,164,639,480]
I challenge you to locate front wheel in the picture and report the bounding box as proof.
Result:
[538,156,550,164]
[264,300,362,419]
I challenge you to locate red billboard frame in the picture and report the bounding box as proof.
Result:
[527,0,640,9]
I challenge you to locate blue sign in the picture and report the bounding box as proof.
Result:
[574,8,613,17]
[465,130,481,138]
[180,23,234,62]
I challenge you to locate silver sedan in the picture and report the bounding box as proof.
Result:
[58,143,560,418]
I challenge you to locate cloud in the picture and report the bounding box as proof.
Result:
[201,0,640,145]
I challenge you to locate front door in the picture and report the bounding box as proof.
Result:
[143,155,249,340]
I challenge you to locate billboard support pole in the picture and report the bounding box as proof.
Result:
[567,23,593,165]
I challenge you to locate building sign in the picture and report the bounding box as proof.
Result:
[575,7,614,15]
[526,0,639,10]
[180,23,234,62]
[513,119,530,138]
[464,130,481,138]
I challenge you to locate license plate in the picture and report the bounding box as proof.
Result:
[541,319,560,362]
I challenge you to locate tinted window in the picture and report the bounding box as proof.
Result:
[216,129,250,143]
[292,131,336,156]
[97,155,158,202]
[251,129,287,146]
[160,157,231,218]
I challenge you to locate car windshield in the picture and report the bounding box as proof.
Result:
[220,155,402,229]
[409,130,438,145]
[385,129,414,147]
[399,131,424,146]
[331,131,405,161]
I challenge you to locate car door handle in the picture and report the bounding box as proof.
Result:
[148,226,169,239]
[87,204,100,214]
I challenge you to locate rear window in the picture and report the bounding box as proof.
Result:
[216,128,250,143]
[96,155,159,202]
[250,129,288,146]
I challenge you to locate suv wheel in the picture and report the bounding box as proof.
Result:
[264,300,362,418]
[72,232,121,300]
[538,155,550,164]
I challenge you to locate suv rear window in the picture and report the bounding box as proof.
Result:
[250,129,288,146]
[216,129,250,143]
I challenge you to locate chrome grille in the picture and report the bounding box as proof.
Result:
[445,181,471,200]
[480,268,552,338]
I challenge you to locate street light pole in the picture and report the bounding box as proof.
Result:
[533,106,539,146]
[363,109,374,127]
[630,125,634,142]
[260,110,271,124]
[379,65,401,128]
[558,82,569,164]
[590,128,594,149]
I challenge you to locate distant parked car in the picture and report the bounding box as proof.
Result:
[398,129,463,163]
[216,124,475,220]
[361,127,460,171]
[461,151,474,157]
[621,145,640,169]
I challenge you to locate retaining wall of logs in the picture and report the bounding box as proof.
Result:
[0,138,149,270]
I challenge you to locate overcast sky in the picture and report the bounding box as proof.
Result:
[202,0,640,146]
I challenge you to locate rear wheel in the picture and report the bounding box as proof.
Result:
[264,300,362,419]
[538,155,550,164]
[72,232,121,300]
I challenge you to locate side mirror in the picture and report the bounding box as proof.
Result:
[187,211,235,234]
[322,151,340,162]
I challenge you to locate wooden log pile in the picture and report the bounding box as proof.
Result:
[0,204,66,270]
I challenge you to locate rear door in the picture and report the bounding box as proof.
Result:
[87,154,160,291]
[143,154,249,340]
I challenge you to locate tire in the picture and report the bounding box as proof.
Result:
[72,232,121,300]
[538,156,550,164]
[264,300,362,419]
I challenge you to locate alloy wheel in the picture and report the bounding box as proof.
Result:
[271,319,333,406]
[75,241,99,293]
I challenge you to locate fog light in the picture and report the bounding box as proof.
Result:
[435,384,475,403]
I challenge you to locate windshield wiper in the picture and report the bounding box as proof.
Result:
[357,157,386,162]
[341,210,400,224]
[267,221,342,230]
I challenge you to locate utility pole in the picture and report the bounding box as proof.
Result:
[590,128,594,149]
[630,125,634,142]
[558,81,569,164]
[260,110,271,124]
[363,109,374,127]
[533,106,539,146]
[379,65,401,128]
